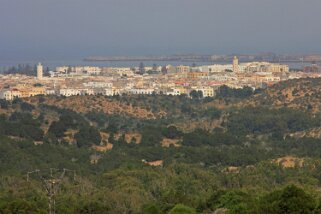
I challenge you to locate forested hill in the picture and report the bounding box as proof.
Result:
[243,77,321,112]
[1,78,321,213]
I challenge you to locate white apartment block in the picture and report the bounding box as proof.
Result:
[102,67,134,77]
[83,82,113,88]
[201,64,233,73]
[256,74,281,82]
[82,89,95,95]
[176,65,190,73]
[166,90,178,96]
[46,89,56,95]
[56,66,101,75]
[201,64,247,73]
[191,87,215,97]
[244,62,289,73]
[207,73,236,81]
[166,88,185,96]
[190,67,202,72]
[0,89,22,100]
[130,88,155,95]
[77,66,101,75]
[56,66,69,73]
[59,88,98,96]
[59,89,82,97]
[104,88,121,96]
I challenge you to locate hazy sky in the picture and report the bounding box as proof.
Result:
[1,0,321,60]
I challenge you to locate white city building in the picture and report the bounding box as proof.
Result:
[201,64,233,73]
[104,88,121,96]
[102,67,134,77]
[130,88,155,95]
[59,89,82,96]
[0,89,22,100]
[191,87,215,97]
[83,82,113,88]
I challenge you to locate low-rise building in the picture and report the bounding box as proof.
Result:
[102,67,134,77]
[59,89,82,96]
[176,65,190,73]
[187,72,208,79]
[244,62,289,73]
[0,89,22,100]
[104,88,121,96]
[83,82,113,88]
[166,87,187,96]
[191,87,215,97]
[130,88,155,95]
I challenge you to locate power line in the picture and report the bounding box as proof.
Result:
[26,168,76,214]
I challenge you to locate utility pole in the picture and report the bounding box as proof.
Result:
[26,168,76,214]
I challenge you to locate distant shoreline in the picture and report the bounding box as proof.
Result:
[84,58,318,64]
[83,54,321,63]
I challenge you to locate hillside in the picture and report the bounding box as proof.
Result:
[244,78,321,112]
[1,78,321,213]
[25,95,161,119]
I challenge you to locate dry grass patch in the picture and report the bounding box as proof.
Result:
[161,138,181,148]
[274,156,304,168]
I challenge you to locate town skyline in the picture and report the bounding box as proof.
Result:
[2,55,321,101]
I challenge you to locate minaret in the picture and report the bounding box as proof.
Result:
[37,63,43,80]
[233,56,239,73]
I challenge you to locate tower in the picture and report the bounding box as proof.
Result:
[37,63,43,80]
[233,56,239,73]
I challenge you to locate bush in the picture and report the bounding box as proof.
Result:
[77,202,109,214]
[168,204,196,214]
[259,185,316,214]
[20,102,34,112]
[75,126,101,147]
[0,199,46,214]
[142,204,161,214]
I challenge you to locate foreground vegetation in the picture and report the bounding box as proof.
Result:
[1,78,321,213]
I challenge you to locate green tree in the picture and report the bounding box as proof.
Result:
[141,126,163,146]
[189,90,203,99]
[162,126,182,139]
[142,204,161,214]
[77,202,108,214]
[259,185,316,214]
[75,126,101,147]
[168,204,196,214]
[0,199,46,214]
